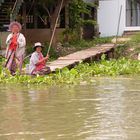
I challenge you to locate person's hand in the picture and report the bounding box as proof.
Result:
[45,55,49,60]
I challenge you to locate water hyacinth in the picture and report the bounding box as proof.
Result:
[0,57,140,85]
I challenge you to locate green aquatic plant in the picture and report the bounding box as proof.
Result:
[0,58,140,85]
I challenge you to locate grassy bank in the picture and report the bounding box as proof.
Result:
[1,34,140,85]
[0,57,140,85]
[115,33,140,59]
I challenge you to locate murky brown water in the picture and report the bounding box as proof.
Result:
[0,77,140,140]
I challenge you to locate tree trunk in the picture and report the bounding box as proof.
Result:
[65,3,69,28]
[49,0,70,47]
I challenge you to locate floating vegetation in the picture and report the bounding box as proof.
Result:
[0,57,140,85]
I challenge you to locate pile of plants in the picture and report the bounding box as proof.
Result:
[0,57,140,85]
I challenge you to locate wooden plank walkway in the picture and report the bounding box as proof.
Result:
[47,43,116,72]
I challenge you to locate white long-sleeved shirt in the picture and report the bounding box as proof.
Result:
[29,51,43,74]
[6,33,26,58]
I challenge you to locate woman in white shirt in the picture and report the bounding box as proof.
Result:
[5,21,26,75]
[29,42,50,75]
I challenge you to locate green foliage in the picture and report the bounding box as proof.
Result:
[25,44,33,56]
[63,37,112,49]
[129,33,140,45]
[1,57,140,85]
[62,0,97,40]
[69,0,87,29]
[115,33,140,59]
[114,44,128,58]
[83,20,97,26]
[44,42,59,60]
[121,33,140,49]
[69,0,96,29]
[91,58,140,76]
[92,37,113,44]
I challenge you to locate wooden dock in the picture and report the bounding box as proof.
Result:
[48,43,116,72]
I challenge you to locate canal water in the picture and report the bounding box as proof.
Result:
[0,77,140,140]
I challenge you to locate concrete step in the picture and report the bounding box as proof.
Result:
[123,31,140,37]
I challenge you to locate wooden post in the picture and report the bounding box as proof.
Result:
[94,0,99,37]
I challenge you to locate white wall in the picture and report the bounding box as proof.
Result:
[98,0,126,37]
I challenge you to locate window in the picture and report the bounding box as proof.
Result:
[126,0,140,26]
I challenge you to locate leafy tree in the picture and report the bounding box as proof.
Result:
[38,0,98,42]
[64,0,98,40]
[38,0,70,30]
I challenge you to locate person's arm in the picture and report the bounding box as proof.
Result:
[17,34,26,48]
[5,34,13,58]
[6,34,12,45]
[35,55,49,66]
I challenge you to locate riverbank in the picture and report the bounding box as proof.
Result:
[115,32,140,59]
[1,33,140,85]
[0,57,140,85]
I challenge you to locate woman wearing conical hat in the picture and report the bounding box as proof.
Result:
[5,21,26,75]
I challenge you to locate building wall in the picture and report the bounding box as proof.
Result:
[98,0,126,37]
[0,29,64,48]
[24,29,64,44]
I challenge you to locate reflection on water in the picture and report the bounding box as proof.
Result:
[0,77,140,140]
